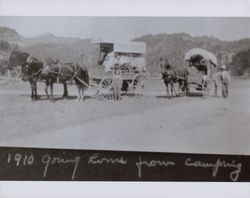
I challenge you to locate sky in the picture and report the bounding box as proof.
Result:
[1,17,250,41]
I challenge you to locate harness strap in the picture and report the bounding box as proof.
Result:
[71,64,82,79]
[31,67,43,79]
[45,63,83,82]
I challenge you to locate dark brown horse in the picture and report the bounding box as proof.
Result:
[160,58,177,98]
[9,51,43,100]
[43,60,89,101]
[160,57,188,98]
[8,51,89,101]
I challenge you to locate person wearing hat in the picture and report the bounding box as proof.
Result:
[220,64,231,98]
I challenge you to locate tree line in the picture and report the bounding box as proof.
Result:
[230,49,250,76]
[1,38,250,77]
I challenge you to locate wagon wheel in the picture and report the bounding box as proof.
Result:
[202,79,216,97]
[186,82,201,96]
[174,78,184,97]
[186,82,194,96]
[207,79,217,97]
[129,71,149,95]
[94,77,114,100]
[201,82,207,97]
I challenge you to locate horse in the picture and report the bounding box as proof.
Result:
[43,60,89,101]
[8,50,70,100]
[160,57,178,98]
[8,51,43,100]
[8,51,89,101]
[160,57,188,98]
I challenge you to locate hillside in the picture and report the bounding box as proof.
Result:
[1,26,250,75]
[0,26,23,42]
[134,33,250,73]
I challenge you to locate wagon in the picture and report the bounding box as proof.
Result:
[90,40,149,99]
[184,48,218,96]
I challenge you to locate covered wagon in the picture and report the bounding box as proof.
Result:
[184,48,218,96]
[90,40,149,98]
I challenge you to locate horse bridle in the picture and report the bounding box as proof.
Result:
[24,56,43,79]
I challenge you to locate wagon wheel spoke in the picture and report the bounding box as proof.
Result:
[94,77,114,100]
[101,79,112,89]
[130,72,148,95]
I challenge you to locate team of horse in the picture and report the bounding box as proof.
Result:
[8,50,89,101]
[7,50,212,101]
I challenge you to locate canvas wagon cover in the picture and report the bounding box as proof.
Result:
[92,39,146,54]
[103,52,146,72]
[184,48,218,66]
[113,41,146,54]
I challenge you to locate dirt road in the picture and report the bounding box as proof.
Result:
[0,78,250,154]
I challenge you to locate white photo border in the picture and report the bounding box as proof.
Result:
[0,0,250,197]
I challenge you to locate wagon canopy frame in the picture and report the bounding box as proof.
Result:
[184,48,217,67]
[92,39,147,73]
[90,40,149,98]
[184,48,218,96]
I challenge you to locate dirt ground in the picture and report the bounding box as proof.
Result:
[0,78,250,155]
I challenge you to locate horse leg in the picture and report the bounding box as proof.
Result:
[214,81,218,97]
[79,86,83,101]
[185,80,188,96]
[30,84,34,101]
[63,83,68,98]
[226,83,229,97]
[81,87,85,101]
[170,82,174,99]
[183,80,187,96]
[76,84,81,101]
[180,80,185,96]
[34,82,38,99]
[30,80,35,101]
[173,82,178,97]
[45,80,50,99]
[79,87,84,101]
[30,82,33,100]
[49,82,55,101]
[166,83,170,99]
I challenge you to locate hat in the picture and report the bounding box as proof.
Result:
[221,65,226,69]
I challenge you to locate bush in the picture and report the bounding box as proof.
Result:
[230,49,250,76]
[0,40,10,50]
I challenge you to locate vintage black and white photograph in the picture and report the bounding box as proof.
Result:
[0,16,250,155]
[0,0,250,196]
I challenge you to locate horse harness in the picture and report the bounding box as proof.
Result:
[162,68,176,82]
[42,62,85,84]
[49,63,82,80]
[25,55,89,87]
[25,56,43,80]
